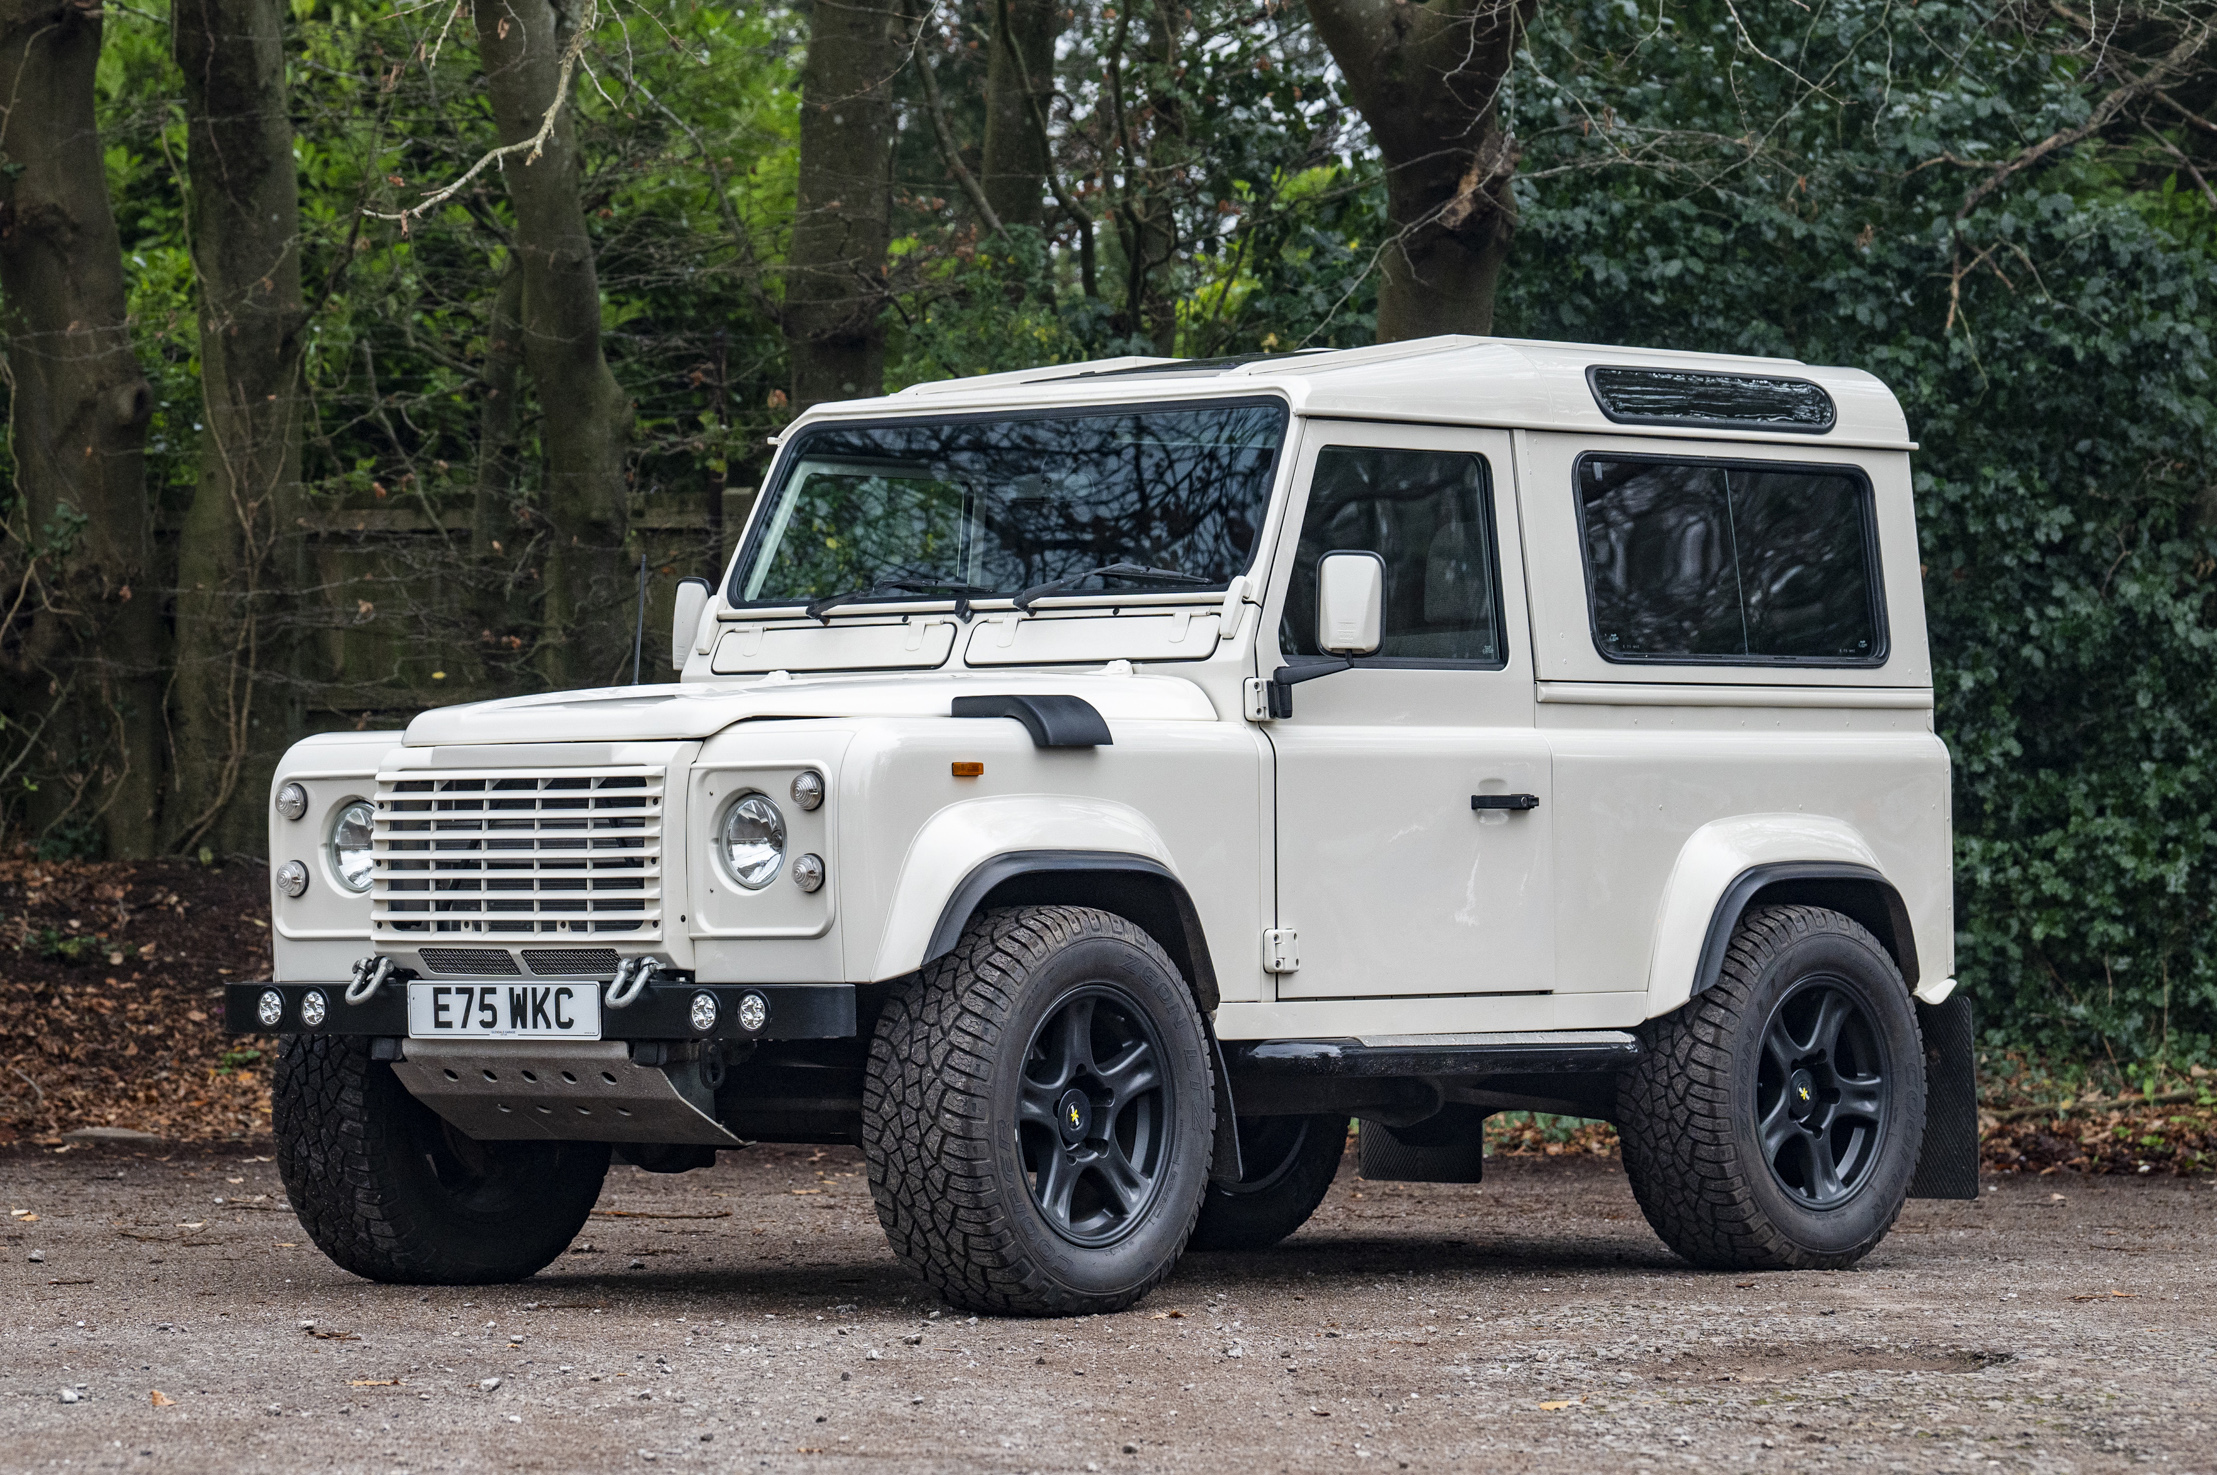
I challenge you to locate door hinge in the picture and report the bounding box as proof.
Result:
[1242,677,1272,722]
[1263,928,1300,974]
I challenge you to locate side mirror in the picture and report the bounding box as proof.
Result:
[671,578,712,670]
[1315,550,1384,656]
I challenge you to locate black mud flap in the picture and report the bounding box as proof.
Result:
[1356,1105,1489,1184]
[1205,1027,1244,1188]
[1909,994,1979,1199]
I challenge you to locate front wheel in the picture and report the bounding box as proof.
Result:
[1617,904,1925,1271]
[274,1034,610,1284]
[862,906,1215,1315]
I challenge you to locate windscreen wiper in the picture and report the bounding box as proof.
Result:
[805,580,994,622]
[1012,562,1210,612]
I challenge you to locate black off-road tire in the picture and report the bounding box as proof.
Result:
[1618,904,1926,1272]
[862,906,1215,1315]
[274,1033,610,1285]
[1187,1114,1348,1251]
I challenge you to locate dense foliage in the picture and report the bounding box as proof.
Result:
[1495,0,2217,1073]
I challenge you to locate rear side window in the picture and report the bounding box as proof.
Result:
[1281,447,1504,666]
[1576,455,1884,665]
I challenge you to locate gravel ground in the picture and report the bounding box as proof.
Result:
[4,1141,2212,1474]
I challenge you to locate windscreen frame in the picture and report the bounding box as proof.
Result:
[724,394,1293,611]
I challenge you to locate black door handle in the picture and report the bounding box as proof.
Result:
[1471,793,1540,811]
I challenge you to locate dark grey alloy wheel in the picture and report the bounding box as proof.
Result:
[1186,1113,1349,1252]
[863,905,1215,1315]
[1018,985,1177,1247]
[1617,904,1926,1272]
[1756,977,1892,1208]
[275,1033,610,1285]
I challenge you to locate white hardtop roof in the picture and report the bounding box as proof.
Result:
[790,335,1913,451]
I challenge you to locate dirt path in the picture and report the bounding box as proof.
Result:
[5,1143,2211,1473]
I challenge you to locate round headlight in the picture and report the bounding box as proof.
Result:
[299,990,329,1029]
[718,793,785,889]
[275,782,308,821]
[256,989,284,1029]
[790,771,825,811]
[327,800,376,894]
[276,859,309,898]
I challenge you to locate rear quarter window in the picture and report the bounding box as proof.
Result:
[1576,453,1886,666]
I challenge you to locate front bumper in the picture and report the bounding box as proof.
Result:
[223,980,856,1042]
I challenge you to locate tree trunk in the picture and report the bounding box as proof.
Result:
[1306,0,1534,341]
[475,0,634,689]
[169,0,306,855]
[470,259,526,659]
[0,0,163,857]
[787,0,903,408]
[981,0,1058,229]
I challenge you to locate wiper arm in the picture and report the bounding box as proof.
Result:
[804,580,994,622]
[1012,562,1211,612]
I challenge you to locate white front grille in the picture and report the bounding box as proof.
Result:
[373,767,664,941]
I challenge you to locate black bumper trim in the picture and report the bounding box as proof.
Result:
[225,981,857,1042]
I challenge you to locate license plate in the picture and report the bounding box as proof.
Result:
[407,981,602,1041]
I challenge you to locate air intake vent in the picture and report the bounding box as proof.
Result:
[418,947,521,976]
[373,766,665,941]
[522,947,622,977]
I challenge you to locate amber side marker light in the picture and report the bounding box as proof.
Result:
[951,761,984,778]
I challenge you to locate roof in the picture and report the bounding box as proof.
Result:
[795,335,1913,451]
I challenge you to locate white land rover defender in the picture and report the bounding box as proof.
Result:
[233,336,1977,1314]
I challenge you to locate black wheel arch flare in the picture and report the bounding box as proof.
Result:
[1691,861,1919,998]
[926,850,1221,1014]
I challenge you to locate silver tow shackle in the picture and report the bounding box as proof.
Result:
[345,956,394,1006]
[605,957,660,1010]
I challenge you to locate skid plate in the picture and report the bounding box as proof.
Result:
[390,1040,739,1146]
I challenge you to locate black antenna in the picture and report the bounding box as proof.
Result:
[631,551,647,684]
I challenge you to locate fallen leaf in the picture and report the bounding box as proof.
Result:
[348,1379,402,1387]
[1150,1310,1187,1319]
[177,1221,206,1231]
[789,1189,822,1196]
[1538,1397,1585,1411]
[150,1391,176,1408]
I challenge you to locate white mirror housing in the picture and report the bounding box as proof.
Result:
[1315,551,1384,656]
[671,578,712,670]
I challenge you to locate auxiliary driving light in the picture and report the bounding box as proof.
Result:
[299,990,329,1028]
[689,991,719,1033]
[736,991,769,1034]
[256,989,284,1029]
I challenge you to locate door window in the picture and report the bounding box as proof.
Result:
[1576,454,1884,665]
[1279,447,1504,666]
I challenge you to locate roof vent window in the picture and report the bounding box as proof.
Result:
[1587,366,1835,433]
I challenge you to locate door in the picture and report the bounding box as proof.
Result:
[1263,421,1553,999]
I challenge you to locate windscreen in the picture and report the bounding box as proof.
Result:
[732,400,1287,607]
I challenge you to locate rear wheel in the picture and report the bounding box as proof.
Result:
[1187,1114,1348,1251]
[863,906,1214,1315]
[1617,904,1925,1271]
[274,1034,609,1284]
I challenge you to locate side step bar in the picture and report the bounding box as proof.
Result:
[1225,1030,1642,1079]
